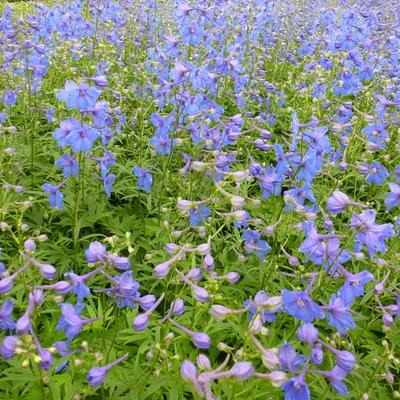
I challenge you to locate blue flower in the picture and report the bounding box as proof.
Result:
[150,132,173,154]
[132,166,153,193]
[53,118,80,148]
[385,183,400,211]
[282,377,310,400]
[43,183,63,209]
[278,343,306,373]
[338,270,373,306]
[188,205,210,226]
[57,80,101,111]
[244,290,278,323]
[242,230,271,260]
[358,162,389,186]
[55,155,79,177]
[181,22,204,45]
[67,124,99,153]
[103,174,116,197]
[4,87,17,106]
[65,272,92,301]
[282,289,324,322]
[326,295,355,336]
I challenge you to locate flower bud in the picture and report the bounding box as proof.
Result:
[154,262,171,278]
[23,239,36,253]
[191,332,211,350]
[228,362,254,381]
[180,361,197,382]
[187,268,202,281]
[203,253,214,270]
[297,323,318,344]
[53,281,71,294]
[197,354,211,370]
[171,298,185,316]
[311,344,324,365]
[335,350,355,372]
[192,285,210,303]
[38,264,56,280]
[210,305,231,321]
[132,313,149,331]
[16,315,31,334]
[266,371,288,387]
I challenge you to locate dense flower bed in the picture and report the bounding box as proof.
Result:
[0,0,399,399]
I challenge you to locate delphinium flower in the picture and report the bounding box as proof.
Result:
[337,268,374,306]
[209,304,249,322]
[132,293,165,331]
[56,80,101,112]
[282,289,324,323]
[181,354,254,398]
[357,162,389,186]
[242,230,271,260]
[385,183,400,211]
[325,294,355,336]
[20,252,56,279]
[0,336,19,360]
[176,269,210,303]
[42,181,66,209]
[57,303,100,340]
[299,223,350,273]
[169,318,211,350]
[0,300,15,331]
[132,166,153,193]
[350,210,394,256]
[87,353,129,387]
[55,154,79,177]
[244,291,282,327]
[326,190,363,215]
[53,118,80,148]
[85,241,130,271]
[0,262,30,295]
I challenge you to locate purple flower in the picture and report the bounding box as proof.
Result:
[57,303,98,340]
[282,289,324,322]
[150,132,173,154]
[87,353,129,387]
[244,290,278,323]
[351,210,394,256]
[85,241,107,263]
[4,87,17,106]
[326,190,352,214]
[181,360,197,382]
[0,335,19,359]
[228,362,254,381]
[103,173,116,197]
[297,323,318,344]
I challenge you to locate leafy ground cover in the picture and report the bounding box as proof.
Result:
[0,0,399,399]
